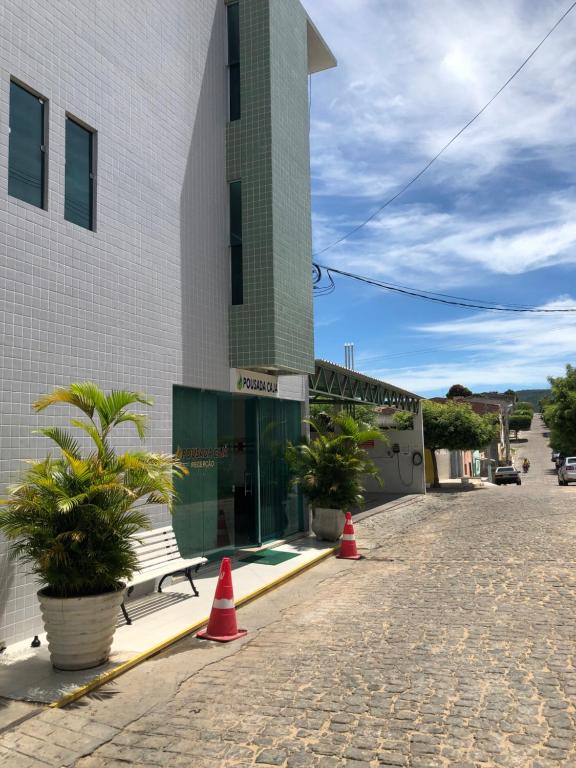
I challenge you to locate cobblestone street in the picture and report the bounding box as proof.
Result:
[2,415,576,767]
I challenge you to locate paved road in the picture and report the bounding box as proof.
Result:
[2,415,576,767]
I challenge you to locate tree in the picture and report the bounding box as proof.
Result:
[446,384,472,399]
[509,413,532,439]
[514,401,534,414]
[309,403,378,430]
[423,400,496,487]
[0,382,184,598]
[392,411,414,431]
[544,365,576,456]
[287,413,385,510]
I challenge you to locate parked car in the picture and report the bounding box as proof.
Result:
[494,466,521,486]
[552,451,560,463]
[558,457,576,486]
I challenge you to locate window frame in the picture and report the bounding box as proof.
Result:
[64,113,97,232]
[8,77,49,210]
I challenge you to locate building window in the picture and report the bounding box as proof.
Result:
[65,117,95,230]
[8,80,46,208]
[230,180,243,305]
[227,2,240,121]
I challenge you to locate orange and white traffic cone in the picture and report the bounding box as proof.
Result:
[196,557,247,642]
[337,511,362,560]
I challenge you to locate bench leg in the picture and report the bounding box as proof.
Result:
[157,574,170,593]
[186,567,200,597]
[121,586,134,625]
[120,600,132,625]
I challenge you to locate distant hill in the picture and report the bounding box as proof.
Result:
[515,389,550,410]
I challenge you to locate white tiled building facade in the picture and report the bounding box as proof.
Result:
[0,1,334,647]
[0,0,232,646]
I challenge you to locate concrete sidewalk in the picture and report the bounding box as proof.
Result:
[0,536,335,707]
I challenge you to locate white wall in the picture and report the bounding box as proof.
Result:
[435,450,453,481]
[364,407,426,495]
[277,375,307,402]
[0,0,227,646]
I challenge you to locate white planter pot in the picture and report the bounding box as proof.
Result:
[311,507,346,541]
[38,586,125,671]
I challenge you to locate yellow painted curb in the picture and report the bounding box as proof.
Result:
[49,545,338,709]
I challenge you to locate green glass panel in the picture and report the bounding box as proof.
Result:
[227,3,240,65]
[231,245,243,305]
[65,118,93,230]
[172,387,220,556]
[8,82,45,208]
[258,398,304,541]
[172,388,260,556]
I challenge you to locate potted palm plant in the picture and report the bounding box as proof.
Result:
[0,382,185,671]
[287,411,385,541]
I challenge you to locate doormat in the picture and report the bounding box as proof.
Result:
[239,549,301,566]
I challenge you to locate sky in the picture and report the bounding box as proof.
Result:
[304,0,576,396]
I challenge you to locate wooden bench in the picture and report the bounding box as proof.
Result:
[121,525,208,625]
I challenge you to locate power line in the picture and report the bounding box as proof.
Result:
[313,1,576,257]
[312,263,576,313]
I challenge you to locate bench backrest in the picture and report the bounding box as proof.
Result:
[133,526,184,574]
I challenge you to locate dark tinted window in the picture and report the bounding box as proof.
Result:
[65,118,94,230]
[231,245,243,305]
[227,3,240,64]
[227,3,240,121]
[229,66,240,122]
[230,181,243,305]
[230,180,242,246]
[9,81,45,208]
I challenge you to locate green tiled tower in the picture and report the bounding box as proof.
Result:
[227,0,335,375]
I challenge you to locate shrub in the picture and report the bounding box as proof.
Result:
[0,383,185,598]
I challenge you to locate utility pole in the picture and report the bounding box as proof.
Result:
[503,402,513,464]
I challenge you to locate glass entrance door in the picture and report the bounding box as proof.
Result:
[172,387,260,556]
[172,386,304,557]
[258,397,303,542]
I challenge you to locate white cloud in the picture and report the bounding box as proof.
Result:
[307,0,576,193]
[306,0,576,396]
[313,190,576,282]
[361,297,576,394]
[367,359,560,396]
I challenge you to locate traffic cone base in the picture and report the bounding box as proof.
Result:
[196,626,248,643]
[196,557,247,643]
[337,511,362,560]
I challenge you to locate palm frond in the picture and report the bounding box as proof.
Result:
[98,390,152,433]
[0,381,174,598]
[34,427,82,459]
[69,419,107,456]
[33,382,100,419]
[112,412,147,439]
